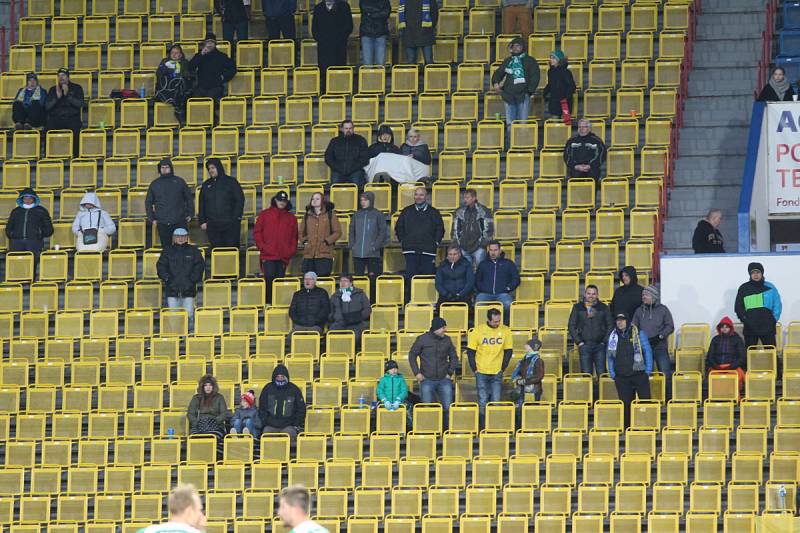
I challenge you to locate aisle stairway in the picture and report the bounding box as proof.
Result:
[663,0,765,254]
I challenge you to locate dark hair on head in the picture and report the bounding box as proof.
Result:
[340,119,354,127]
[463,188,477,198]
[487,308,502,320]
[447,244,461,253]
[487,239,501,248]
[586,284,598,292]
[340,273,353,282]
[773,66,786,75]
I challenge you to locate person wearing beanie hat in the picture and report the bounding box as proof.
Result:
[542,49,576,119]
[491,36,540,128]
[408,316,457,418]
[606,313,653,428]
[376,359,409,412]
[349,190,389,298]
[188,31,236,100]
[259,364,307,437]
[735,261,782,348]
[187,375,229,437]
[632,283,675,400]
[467,308,514,426]
[501,0,532,42]
[145,158,194,249]
[13,72,46,130]
[198,158,245,249]
[254,190,298,303]
[44,66,85,156]
[230,389,263,438]
[157,222,206,329]
[510,337,545,405]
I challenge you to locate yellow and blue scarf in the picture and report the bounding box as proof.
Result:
[399,0,432,29]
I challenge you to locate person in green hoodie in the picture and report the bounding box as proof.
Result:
[376,360,409,410]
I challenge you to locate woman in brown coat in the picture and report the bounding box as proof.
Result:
[299,192,341,276]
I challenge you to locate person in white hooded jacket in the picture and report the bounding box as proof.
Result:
[72,192,117,252]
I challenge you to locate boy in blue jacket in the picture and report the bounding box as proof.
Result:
[376,360,409,410]
[607,313,652,428]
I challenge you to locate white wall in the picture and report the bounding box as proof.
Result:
[661,253,799,337]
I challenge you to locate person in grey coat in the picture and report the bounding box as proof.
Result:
[632,284,675,400]
[329,274,372,342]
[349,191,389,297]
[400,0,438,64]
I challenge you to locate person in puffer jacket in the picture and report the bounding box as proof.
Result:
[230,390,263,438]
[156,228,206,329]
[5,187,53,260]
[187,374,229,437]
[145,158,194,249]
[324,120,370,188]
[258,364,306,437]
[408,317,457,419]
[475,240,520,315]
[376,360,409,409]
[632,284,675,400]
[198,158,245,249]
[254,191,298,304]
[706,316,746,392]
[435,246,475,304]
[329,274,372,342]
[71,192,117,252]
[289,272,331,333]
[349,191,389,296]
[735,262,782,348]
[563,119,607,179]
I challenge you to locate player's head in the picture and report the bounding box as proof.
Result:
[278,486,312,527]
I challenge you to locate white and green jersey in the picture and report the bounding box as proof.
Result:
[136,523,203,533]
[291,520,330,533]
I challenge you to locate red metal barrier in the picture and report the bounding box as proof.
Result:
[0,27,6,73]
[9,0,15,55]
[756,0,778,96]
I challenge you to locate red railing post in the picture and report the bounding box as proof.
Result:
[0,27,6,73]
[9,0,15,52]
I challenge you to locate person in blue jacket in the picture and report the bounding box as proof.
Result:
[435,246,475,305]
[475,240,520,315]
[734,262,782,349]
[607,312,652,428]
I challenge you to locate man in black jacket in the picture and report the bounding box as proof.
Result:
[199,158,245,249]
[563,119,606,180]
[258,364,306,437]
[44,68,85,157]
[289,271,331,333]
[311,0,354,93]
[146,158,195,249]
[408,317,458,419]
[324,120,370,188]
[568,284,613,379]
[5,187,54,261]
[156,228,206,331]
[610,266,643,323]
[395,187,444,302]
[692,209,725,254]
[188,34,237,100]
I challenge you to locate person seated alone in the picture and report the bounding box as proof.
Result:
[258,364,306,438]
[289,271,331,333]
[329,274,372,342]
[563,119,606,180]
[706,316,746,392]
[435,246,475,305]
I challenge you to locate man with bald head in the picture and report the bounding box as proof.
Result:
[395,186,444,302]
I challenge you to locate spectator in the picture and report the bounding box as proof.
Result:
[607,313,652,428]
[5,188,53,261]
[230,390,262,438]
[12,73,46,130]
[360,0,391,65]
[263,0,296,40]
[757,67,795,102]
[278,486,327,532]
[475,240,520,314]
[632,284,675,400]
[408,317,457,419]
[452,188,493,267]
[139,485,207,533]
[188,34,237,100]
[349,191,389,295]
[198,158,245,249]
[72,192,117,253]
[467,308,514,425]
[543,50,576,120]
[254,191,298,304]
[222,0,251,44]
[299,192,341,276]
[155,45,193,125]
[368,125,401,158]
[563,119,607,179]
[145,158,194,249]
[45,68,85,156]
[435,245,475,305]
[610,266,643,323]
[157,228,206,328]
[692,208,725,254]
[510,337,545,402]
[311,0,354,94]
[501,0,532,42]
[325,120,370,188]
[187,374,229,437]
[377,360,409,410]
[258,364,306,438]
[395,187,444,300]
[400,129,432,165]
[735,262,782,348]
[289,272,331,333]
[329,274,372,341]
[491,38,539,128]
[400,0,438,64]
[706,316,747,392]
[568,284,613,378]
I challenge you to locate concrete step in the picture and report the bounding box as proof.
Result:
[687,68,761,97]
[673,156,746,186]
[678,125,750,156]
[701,0,767,14]
[697,14,763,40]
[663,215,739,252]
[682,95,755,126]
[692,40,762,68]
[667,186,742,216]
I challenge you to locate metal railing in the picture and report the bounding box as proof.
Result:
[755,0,779,97]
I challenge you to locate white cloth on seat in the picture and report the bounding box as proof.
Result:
[364,152,430,184]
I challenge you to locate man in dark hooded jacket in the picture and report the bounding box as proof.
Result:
[349,191,388,296]
[5,188,54,260]
[611,266,643,323]
[258,364,306,437]
[198,158,245,249]
[145,158,195,249]
[706,316,746,391]
[289,271,331,333]
[475,240,520,315]
[188,34,237,100]
[735,262,782,348]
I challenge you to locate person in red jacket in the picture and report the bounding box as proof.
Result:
[254,191,299,303]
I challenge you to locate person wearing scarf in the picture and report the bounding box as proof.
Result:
[491,37,540,128]
[155,44,193,124]
[13,73,47,130]
[399,0,438,64]
[329,274,372,343]
[510,337,545,402]
[607,313,653,428]
[758,67,795,102]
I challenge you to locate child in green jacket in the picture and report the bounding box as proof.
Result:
[376,360,408,410]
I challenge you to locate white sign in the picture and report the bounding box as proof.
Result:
[766,102,800,214]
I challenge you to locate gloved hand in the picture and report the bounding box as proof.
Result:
[392,400,400,410]
[384,400,393,410]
